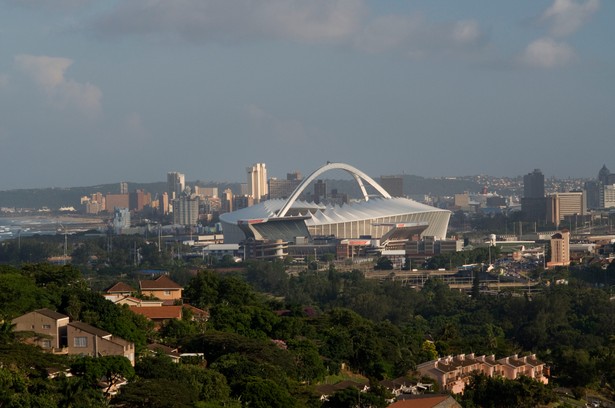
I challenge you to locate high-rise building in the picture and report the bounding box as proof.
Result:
[247,163,268,203]
[522,169,546,222]
[380,175,404,197]
[172,195,199,226]
[314,179,327,204]
[222,189,233,213]
[603,185,615,209]
[584,180,601,210]
[194,187,218,198]
[159,192,169,214]
[598,164,611,186]
[129,189,151,212]
[596,165,615,208]
[268,172,303,200]
[546,191,586,226]
[548,230,570,268]
[105,193,130,211]
[120,182,128,194]
[523,169,545,198]
[167,172,185,200]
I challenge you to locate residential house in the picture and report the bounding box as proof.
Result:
[67,321,135,366]
[12,308,69,352]
[105,282,136,297]
[139,275,183,303]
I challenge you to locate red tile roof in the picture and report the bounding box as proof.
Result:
[129,306,182,320]
[139,275,183,290]
[182,304,209,318]
[388,395,459,408]
[106,282,136,293]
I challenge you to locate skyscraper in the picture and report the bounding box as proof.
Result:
[523,169,545,198]
[247,163,268,203]
[522,169,546,223]
[167,172,185,200]
[314,179,327,204]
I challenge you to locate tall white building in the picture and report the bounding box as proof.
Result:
[247,163,268,204]
[167,172,185,200]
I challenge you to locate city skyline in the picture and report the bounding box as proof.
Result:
[0,0,614,190]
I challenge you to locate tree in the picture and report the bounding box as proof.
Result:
[240,377,296,408]
[374,257,393,270]
[112,379,199,408]
[70,355,135,396]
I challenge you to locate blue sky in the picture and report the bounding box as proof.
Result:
[0,0,613,189]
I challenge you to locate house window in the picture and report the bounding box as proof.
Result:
[42,324,51,329]
[164,290,171,295]
[41,339,51,349]
[74,337,88,348]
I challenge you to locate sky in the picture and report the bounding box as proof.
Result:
[0,0,613,190]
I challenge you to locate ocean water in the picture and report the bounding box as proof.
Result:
[0,215,106,241]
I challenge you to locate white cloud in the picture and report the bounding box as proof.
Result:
[542,0,600,37]
[90,0,364,44]
[452,20,482,45]
[14,54,102,117]
[354,15,485,57]
[87,0,486,59]
[519,37,575,68]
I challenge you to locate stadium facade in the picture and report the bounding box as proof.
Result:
[220,163,451,253]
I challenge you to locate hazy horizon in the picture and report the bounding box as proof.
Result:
[1,0,613,190]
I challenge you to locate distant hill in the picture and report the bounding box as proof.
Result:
[322,175,482,198]
[0,176,482,210]
[0,182,166,209]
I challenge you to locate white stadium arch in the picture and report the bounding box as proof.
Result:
[276,162,391,218]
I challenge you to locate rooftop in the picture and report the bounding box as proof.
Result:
[139,275,183,290]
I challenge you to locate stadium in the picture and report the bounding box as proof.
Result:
[220,163,451,257]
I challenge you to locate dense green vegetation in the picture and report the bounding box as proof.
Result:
[1,258,614,406]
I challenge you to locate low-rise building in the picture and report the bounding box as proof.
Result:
[12,308,69,352]
[67,321,135,366]
[417,353,547,394]
[139,275,183,302]
[12,309,135,365]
